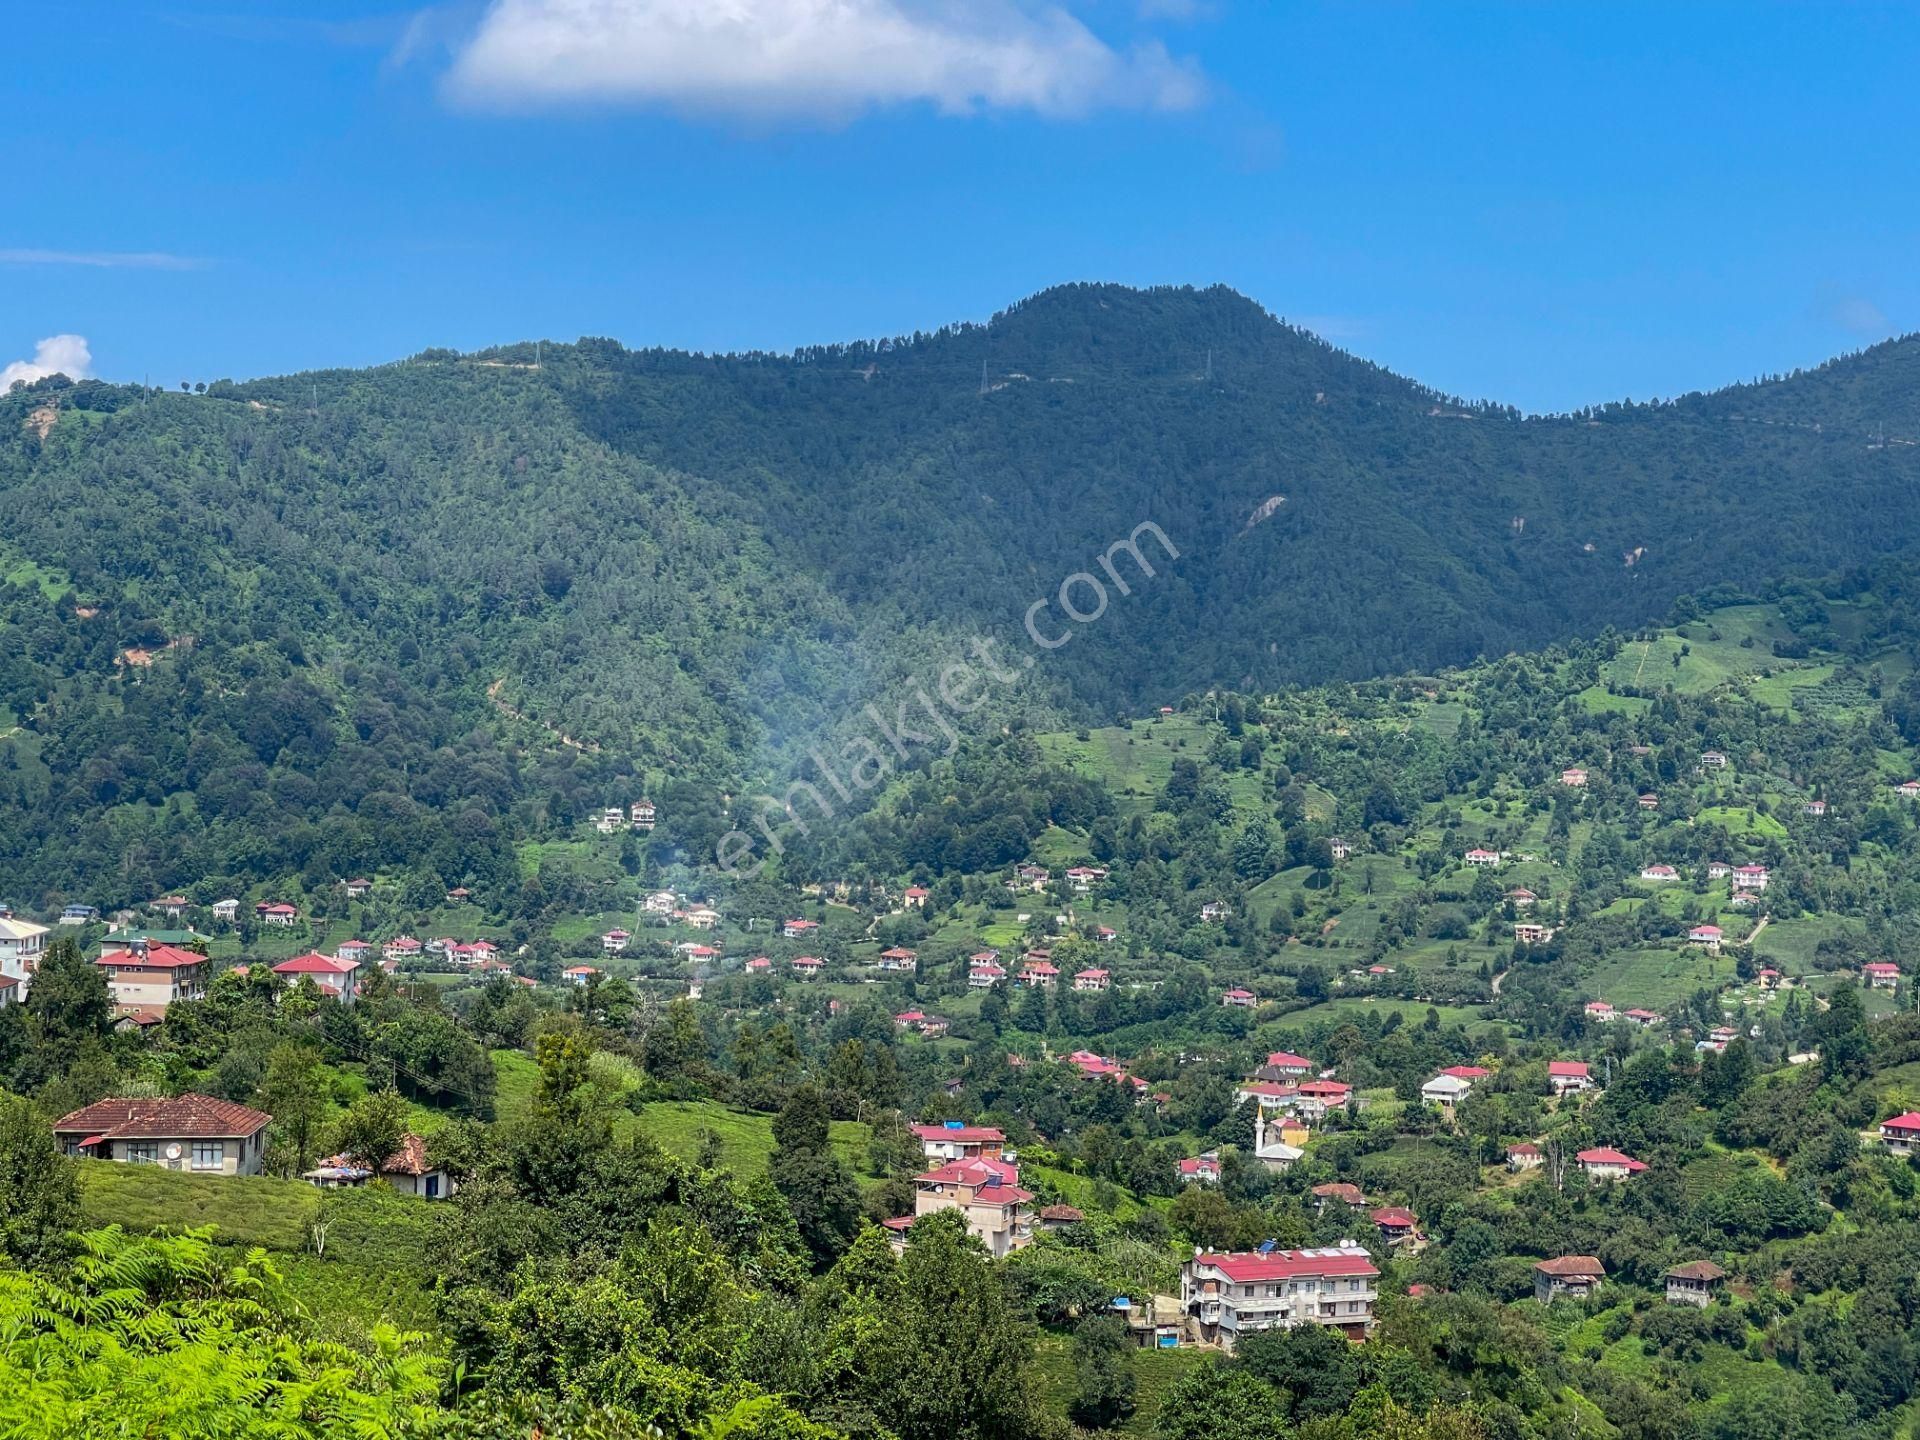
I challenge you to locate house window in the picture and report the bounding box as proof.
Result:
[125,1142,157,1164]
[190,1141,223,1171]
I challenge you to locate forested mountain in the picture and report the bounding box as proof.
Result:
[4,282,1920,900]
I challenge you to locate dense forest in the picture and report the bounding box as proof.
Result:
[5,283,1920,901]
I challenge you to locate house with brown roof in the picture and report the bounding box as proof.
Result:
[306,1133,452,1200]
[54,1094,272,1176]
[1665,1259,1726,1308]
[1534,1255,1605,1304]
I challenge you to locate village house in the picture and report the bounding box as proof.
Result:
[1200,901,1231,923]
[968,961,1006,988]
[1464,848,1501,868]
[1584,1000,1616,1022]
[59,904,98,925]
[1699,750,1728,770]
[1513,922,1554,945]
[256,902,298,928]
[383,936,422,962]
[1178,1153,1222,1185]
[904,1157,1034,1258]
[1623,1007,1664,1027]
[1534,1256,1606,1304]
[790,955,824,980]
[1689,925,1723,951]
[675,943,719,963]
[1371,1206,1420,1247]
[1020,961,1059,988]
[1864,962,1901,989]
[343,878,373,899]
[149,896,190,921]
[1507,1142,1543,1172]
[1234,1080,1298,1111]
[1805,799,1827,817]
[1507,887,1537,908]
[1220,986,1257,1007]
[912,1123,1006,1162]
[1576,1146,1647,1181]
[1037,1204,1085,1231]
[743,956,772,974]
[55,1094,272,1177]
[1548,1060,1592,1096]
[1731,865,1770,891]
[335,940,371,967]
[1292,1079,1354,1120]
[99,928,195,957]
[95,942,210,1016]
[681,907,721,930]
[1899,780,1920,799]
[1095,924,1119,943]
[1367,963,1395,978]
[211,898,240,922]
[0,916,49,996]
[1706,862,1732,879]
[1420,1071,1475,1111]
[630,800,656,831]
[595,807,625,834]
[1182,1243,1380,1347]
[562,965,599,987]
[1879,1112,1920,1156]
[1311,1182,1368,1211]
[1730,892,1759,910]
[306,1133,454,1200]
[1329,838,1354,861]
[781,917,819,939]
[446,887,472,904]
[1756,967,1782,990]
[601,929,631,954]
[645,891,678,914]
[1264,1050,1315,1078]
[1638,792,1659,810]
[1560,767,1588,787]
[1665,1260,1726,1308]
[1073,967,1111,992]
[875,947,918,973]
[272,952,361,1005]
[1640,864,1678,883]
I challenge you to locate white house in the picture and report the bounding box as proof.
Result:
[629,800,656,831]
[210,899,240,922]
[1182,1243,1379,1347]
[1688,925,1722,951]
[1640,864,1678,883]
[1201,901,1231,923]
[1464,848,1501,868]
[1731,865,1770,892]
[1576,1146,1647,1181]
[562,964,599,986]
[1879,1112,1920,1157]
[270,952,361,1005]
[646,891,679,914]
[602,929,631,953]
[1547,1060,1591,1096]
[0,916,49,996]
[1073,968,1111,992]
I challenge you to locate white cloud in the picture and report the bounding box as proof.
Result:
[2,335,92,391]
[0,248,201,270]
[441,0,1207,121]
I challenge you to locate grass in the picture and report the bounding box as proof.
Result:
[1587,943,1735,1011]
[1031,1333,1211,1436]
[1752,915,1860,976]
[625,1099,876,1179]
[1695,805,1789,840]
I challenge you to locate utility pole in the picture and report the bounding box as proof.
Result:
[979,357,989,396]
[1205,347,1213,383]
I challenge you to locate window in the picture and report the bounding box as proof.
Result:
[190,1141,223,1171]
[125,1142,157,1164]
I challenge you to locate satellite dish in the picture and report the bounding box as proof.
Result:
[164,1143,182,1160]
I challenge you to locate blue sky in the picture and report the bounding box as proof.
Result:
[8,0,1920,412]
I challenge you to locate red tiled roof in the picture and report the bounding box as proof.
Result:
[911,1124,1004,1143]
[1881,1112,1920,1132]
[54,1093,271,1140]
[96,944,207,970]
[1547,1061,1590,1077]
[319,1132,432,1177]
[1266,1051,1314,1069]
[1195,1247,1379,1283]
[1312,1182,1367,1204]
[1439,1065,1491,1080]
[1577,1146,1647,1171]
[1372,1206,1418,1228]
[272,952,354,975]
